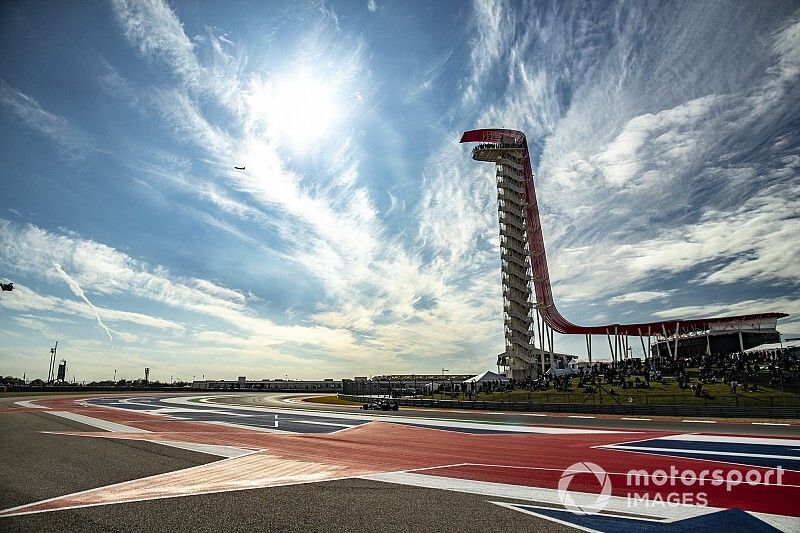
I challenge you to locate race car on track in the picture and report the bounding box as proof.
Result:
[362,399,399,411]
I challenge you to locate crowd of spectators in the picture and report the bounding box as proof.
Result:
[648,345,799,394]
[429,345,799,402]
[493,345,799,398]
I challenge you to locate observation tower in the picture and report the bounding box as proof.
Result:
[469,139,538,380]
[461,128,787,379]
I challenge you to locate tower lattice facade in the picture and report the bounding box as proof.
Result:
[472,142,537,380]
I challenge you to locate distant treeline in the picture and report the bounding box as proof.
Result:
[1,375,191,390]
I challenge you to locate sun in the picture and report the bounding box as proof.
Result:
[248,69,341,150]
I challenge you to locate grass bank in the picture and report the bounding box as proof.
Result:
[302,395,362,406]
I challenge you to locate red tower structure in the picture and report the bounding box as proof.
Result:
[461,128,787,375]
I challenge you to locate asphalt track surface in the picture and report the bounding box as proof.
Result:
[1,393,798,532]
[220,392,800,436]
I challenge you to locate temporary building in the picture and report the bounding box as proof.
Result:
[463,370,509,383]
[743,340,800,353]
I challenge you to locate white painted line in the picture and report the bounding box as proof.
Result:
[752,422,790,426]
[163,396,626,435]
[361,472,724,522]
[409,409,549,417]
[206,420,293,434]
[281,397,306,404]
[90,400,253,420]
[606,444,798,461]
[568,415,595,419]
[14,400,49,409]
[657,434,799,447]
[682,419,717,424]
[283,419,354,428]
[46,411,148,433]
[427,462,800,489]
[751,512,800,532]
[148,407,258,417]
[489,500,666,529]
[621,417,651,421]
[326,424,366,435]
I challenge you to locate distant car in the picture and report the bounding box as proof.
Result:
[362,399,399,411]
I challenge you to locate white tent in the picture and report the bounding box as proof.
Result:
[545,367,579,377]
[743,340,800,353]
[463,370,509,383]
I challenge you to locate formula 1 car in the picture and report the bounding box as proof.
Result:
[362,399,399,411]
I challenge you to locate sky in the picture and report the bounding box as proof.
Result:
[1,0,798,383]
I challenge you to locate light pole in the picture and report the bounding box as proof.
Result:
[48,342,58,384]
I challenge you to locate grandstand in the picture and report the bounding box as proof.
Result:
[460,129,788,380]
[651,317,782,359]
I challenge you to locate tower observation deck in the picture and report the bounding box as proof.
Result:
[461,128,788,378]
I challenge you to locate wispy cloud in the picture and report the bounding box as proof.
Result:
[609,291,674,305]
[0,284,183,333]
[462,0,507,106]
[0,219,460,369]
[3,0,796,379]
[0,79,91,162]
[489,4,799,305]
[0,219,249,318]
[97,59,140,109]
[111,0,201,87]
[651,297,800,333]
[403,47,455,103]
[101,0,508,369]
[426,1,799,358]
[52,263,114,342]
[111,0,247,108]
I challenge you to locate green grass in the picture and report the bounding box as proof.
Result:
[0,391,54,398]
[0,390,113,398]
[303,395,362,406]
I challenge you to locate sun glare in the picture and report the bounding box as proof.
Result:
[250,70,341,150]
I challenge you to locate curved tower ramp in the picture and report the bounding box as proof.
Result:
[460,128,787,372]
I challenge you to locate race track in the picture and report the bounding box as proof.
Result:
[1,393,798,532]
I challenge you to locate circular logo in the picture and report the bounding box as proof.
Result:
[558,462,612,514]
